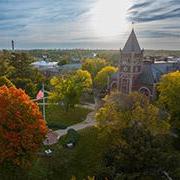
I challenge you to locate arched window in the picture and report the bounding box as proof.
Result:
[139,87,151,97]
[111,81,117,90]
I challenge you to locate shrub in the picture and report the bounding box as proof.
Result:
[61,129,80,146]
[48,123,67,130]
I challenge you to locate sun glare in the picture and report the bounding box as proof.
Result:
[90,0,131,37]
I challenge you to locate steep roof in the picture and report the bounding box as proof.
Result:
[135,64,154,85]
[123,29,141,53]
[135,62,180,85]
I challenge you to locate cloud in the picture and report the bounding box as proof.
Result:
[126,0,180,50]
[0,0,95,42]
[128,0,180,22]
[0,0,180,50]
[139,30,180,38]
[129,1,153,11]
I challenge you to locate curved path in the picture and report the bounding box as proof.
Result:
[55,111,96,138]
[43,105,96,145]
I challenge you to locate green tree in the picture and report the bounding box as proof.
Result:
[8,52,44,97]
[0,52,14,77]
[0,76,14,87]
[9,53,34,77]
[50,70,92,111]
[102,125,179,180]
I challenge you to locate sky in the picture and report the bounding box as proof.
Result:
[0,0,180,50]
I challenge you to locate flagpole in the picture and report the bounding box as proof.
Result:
[42,83,46,121]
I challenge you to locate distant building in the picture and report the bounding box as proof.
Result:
[32,60,58,69]
[110,29,180,98]
[71,57,81,63]
[59,63,82,74]
[83,52,97,59]
[32,60,59,76]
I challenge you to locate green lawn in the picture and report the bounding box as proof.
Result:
[29,127,108,180]
[45,105,91,130]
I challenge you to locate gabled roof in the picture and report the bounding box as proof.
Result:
[123,29,141,53]
[135,62,180,85]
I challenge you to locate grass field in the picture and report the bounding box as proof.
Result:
[29,127,108,180]
[45,105,91,130]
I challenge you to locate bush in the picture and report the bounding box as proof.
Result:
[48,123,67,130]
[61,129,80,146]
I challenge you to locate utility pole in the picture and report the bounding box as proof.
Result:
[42,83,46,121]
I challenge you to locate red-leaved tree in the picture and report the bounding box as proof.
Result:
[0,86,48,169]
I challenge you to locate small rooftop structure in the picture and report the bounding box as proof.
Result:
[43,130,59,145]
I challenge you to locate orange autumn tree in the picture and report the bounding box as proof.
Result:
[0,86,48,169]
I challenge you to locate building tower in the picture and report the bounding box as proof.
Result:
[11,40,15,51]
[118,29,144,94]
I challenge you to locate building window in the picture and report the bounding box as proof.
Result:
[121,78,129,94]
[139,87,151,97]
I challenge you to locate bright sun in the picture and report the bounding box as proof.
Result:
[90,0,131,37]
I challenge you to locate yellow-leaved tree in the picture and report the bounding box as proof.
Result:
[157,71,180,129]
[96,92,170,135]
[95,92,178,179]
[50,70,92,111]
[82,58,108,79]
[94,66,118,89]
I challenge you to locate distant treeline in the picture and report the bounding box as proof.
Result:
[144,49,180,57]
[1,49,180,66]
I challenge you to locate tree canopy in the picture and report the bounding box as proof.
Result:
[94,66,118,89]
[0,51,44,97]
[96,92,170,135]
[0,76,14,87]
[157,71,180,129]
[102,125,178,179]
[50,70,92,111]
[0,86,47,169]
[0,51,14,77]
[82,58,108,79]
[96,92,179,179]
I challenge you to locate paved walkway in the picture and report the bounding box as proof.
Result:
[75,104,95,111]
[55,111,96,138]
[43,110,96,145]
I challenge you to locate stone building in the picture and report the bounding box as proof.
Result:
[110,29,180,98]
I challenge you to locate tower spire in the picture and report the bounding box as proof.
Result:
[122,26,141,53]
